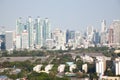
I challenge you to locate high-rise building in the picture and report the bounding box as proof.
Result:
[21,30,29,49]
[35,17,43,48]
[16,35,21,49]
[100,20,108,46]
[93,29,100,45]
[16,17,25,49]
[27,17,34,49]
[74,31,81,48]
[16,17,24,35]
[69,31,75,39]
[96,57,106,76]
[66,29,69,44]
[108,27,114,47]
[101,20,107,33]
[52,28,66,50]
[42,18,51,46]
[15,17,52,49]
[111,20,120,48]
[0,34,5,50]
[86,26,94,43]
[114,58,120,75]
[5,31,14,50]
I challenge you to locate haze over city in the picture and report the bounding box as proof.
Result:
[1,0,120,80]
[0,0,120,31]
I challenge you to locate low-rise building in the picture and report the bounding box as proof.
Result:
[33,64,43,73]
[96,56,106,76]
[45,64,54,73]
[69,64,76,72]
[58,64,65,73]
[114,57,120,75]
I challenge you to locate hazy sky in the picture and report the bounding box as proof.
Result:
[0,0,120,31]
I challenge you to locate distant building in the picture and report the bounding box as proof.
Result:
[16,35,21,49]
[16,17,24,35]
[111,20,120,48]
[42,18,51,46]
[100,20,108,46]
[69,31,75,39]
[46,39,55,49]
[86,25,94,44]
[108,27,114,47]
[0,34,5,50]
[93,29,100,45]
[5,31,14,50]
[74,31,82,48]
[52,28,66,50]
[81,55,93,63]
[21,30,29,49]
[27,17,34,49]
[35,17,43,48]
[114,57,120,75]
[96,56,106,76]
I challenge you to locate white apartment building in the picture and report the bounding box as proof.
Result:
[96,56,106,76]
[58,64,65,73]
[21,30,29,49]
[45,64,54,73]
[69,64,76,72]
[114,57,120,75]
[16,35,21,49]
[33,64,43,73]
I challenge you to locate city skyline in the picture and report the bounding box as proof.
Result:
[0,0,120,31]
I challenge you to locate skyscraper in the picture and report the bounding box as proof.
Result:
[100,20,108,46]
[5,31,14,50]
[93,29,100,45]
[86,26,94,43]
[27,16,34,49]
[21,30,29,49]
[101,20,107,33]
[35,17,43,48]
[43,18,51,46]
[108,27,114,47]
[16,17,24,35]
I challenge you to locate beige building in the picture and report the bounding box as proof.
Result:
[111,20,120,48]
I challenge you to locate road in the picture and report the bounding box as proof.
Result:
[0,56,48,62]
